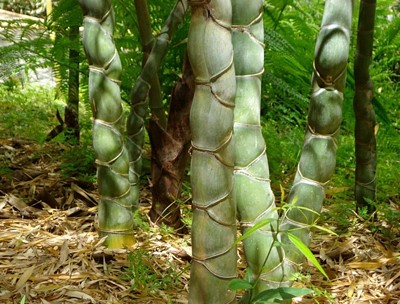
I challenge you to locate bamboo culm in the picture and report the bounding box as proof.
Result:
[79,0,136,248]
[188,0,237,302]
[353,0,377,212]
[278,0,353,285]
[231,0,280,296]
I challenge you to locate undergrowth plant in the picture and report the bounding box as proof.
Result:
[229,189,337,303]
[291,272,336,304]
[122,248,184,296]
[0,85,63,142]
[60,143,96,182]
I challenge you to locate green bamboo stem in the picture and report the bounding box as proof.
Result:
[126,0,188,204]
[278,0,353,284]
[231,0,280,295]
[188,0,237,302]
[354,0,377,212]
[79,0,136,248]
[134,0,166,128]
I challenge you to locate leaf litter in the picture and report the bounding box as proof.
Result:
[1,138,400,303]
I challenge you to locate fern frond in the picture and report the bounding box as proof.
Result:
[263,71,308,106]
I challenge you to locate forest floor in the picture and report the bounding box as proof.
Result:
[0,138,399,304]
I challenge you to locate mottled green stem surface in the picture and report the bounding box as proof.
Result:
[188,0,237,303]
[279,0,353,283]
[354,0,377,212]
[231,0,279,296]
[79,0,136,248]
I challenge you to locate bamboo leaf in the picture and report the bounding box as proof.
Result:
[234,218,275,246]
[279,184,286,202]
[291,205,320,216]
[19,295,26,304]
[252,287,313,303]
[244,267,254,282]
[228,278,253,291]
[312,224,338,236]
[287,233,329,280]
[15,265,35,291]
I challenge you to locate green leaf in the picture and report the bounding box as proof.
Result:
[279,184,286,203]
[252,287,313,303]
[234,218,275,246]
[287,233,329,280]
[228,278,253,291]
[291,205,320,216]
[244,267,255,282]
[312,224,338,236]
[372,96,391,125]
[19,295,26,304]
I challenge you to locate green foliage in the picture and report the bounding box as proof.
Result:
[60,144,96,182]
[46,0,85,95]
[0,0,45,17]
[0,85,61,141]
[231,196,333,303]
[291,272,336,303]
[122,248,183,296]
[251,287,312,303]
[373,1,400,84]
[18,295,26,304]
[0,19,49,82]
[327,114,400,235]
[112,0,189,106]
[287,233,328,280]
[262,0,399,243]
[262,0,321,125]
[0,83,96,183]
[261,119,302,184]
[0,0,87,103]
[229,274,313,304]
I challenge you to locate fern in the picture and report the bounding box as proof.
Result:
[262,1,321,125]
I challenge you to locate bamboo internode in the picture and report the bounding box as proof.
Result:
[188,0,237,302]
[79,0,135,248]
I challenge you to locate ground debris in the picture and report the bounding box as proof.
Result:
[0,139,190,303]
[1,138,400,303]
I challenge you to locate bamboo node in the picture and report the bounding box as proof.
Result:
[313,61,346,88]
[101,189,134,207]
[99,229,135,235]
[356,176,376,187]
[192,185,233,210]
[240,203,277,227]
[296,165,330,188]
[192,258,237,281]
[94,110,124,128]
[307,124,340,141]
[89,65,122,85]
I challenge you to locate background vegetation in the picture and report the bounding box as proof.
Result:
[1,0,399,254]
[0,0,399,301]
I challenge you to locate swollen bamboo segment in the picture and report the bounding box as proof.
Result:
[279,0,353,281]
[354,0,377,212]
[231,0,280,294]
[79,0,135,248]
[188,0,237,302]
